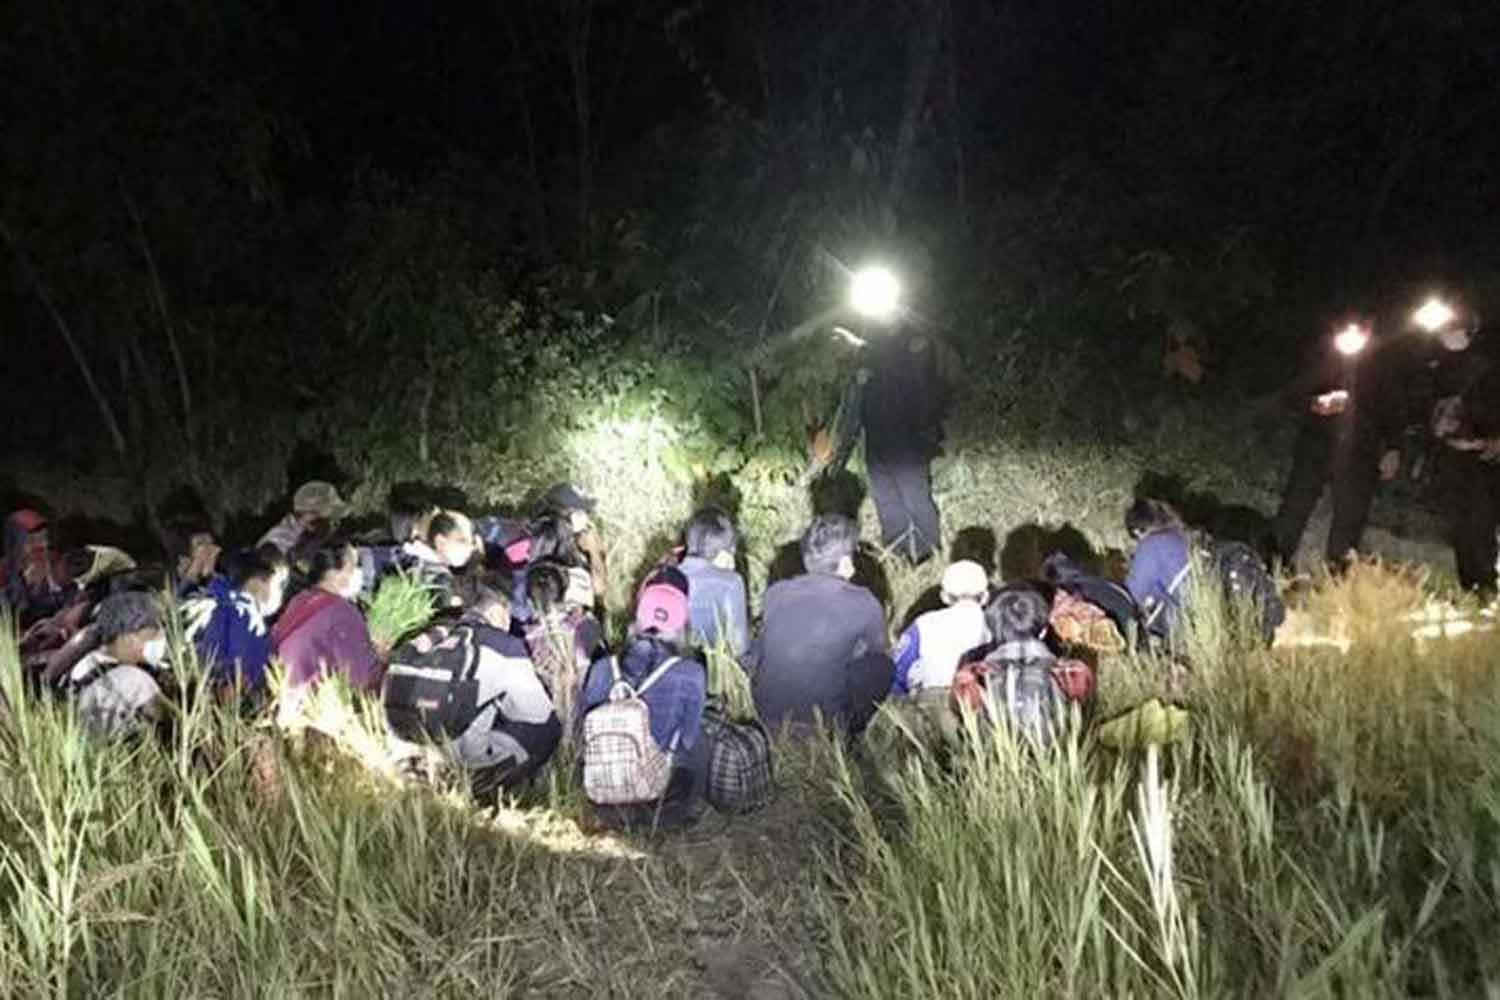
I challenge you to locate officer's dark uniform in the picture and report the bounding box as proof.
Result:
[1426,332,1500,598]
[860,329,945,564]
[1272,336,1404,569]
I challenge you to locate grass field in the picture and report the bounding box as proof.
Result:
[2,365,1496,997]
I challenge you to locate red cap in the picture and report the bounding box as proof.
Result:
[10,509,46,533]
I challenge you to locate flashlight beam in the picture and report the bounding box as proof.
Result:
[849,266,902,321]
[1413,297,1456,333]
[1333,323,1370,358]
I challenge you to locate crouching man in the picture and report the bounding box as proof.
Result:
[383,571,561,804]
[751,514,892,738]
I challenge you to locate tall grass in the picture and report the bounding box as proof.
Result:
[816,564,1500,997]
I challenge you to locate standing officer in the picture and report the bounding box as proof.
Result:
[1272,320,1405,571]
[1419,303,1499,601]
[859,322,948,565]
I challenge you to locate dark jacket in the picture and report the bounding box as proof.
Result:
[1281,336,1407,456]
[860,331,946,459]
[751,572,890,728]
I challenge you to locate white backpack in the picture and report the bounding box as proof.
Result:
[582,656,682,806]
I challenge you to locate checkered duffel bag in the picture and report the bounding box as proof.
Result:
[700,703,773,814]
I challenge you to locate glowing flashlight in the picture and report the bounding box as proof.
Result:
[849,266,901,321]
[1413,297,1456,333]
[1333,322,1370,358]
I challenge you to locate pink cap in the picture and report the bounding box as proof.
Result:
[635,567,690,635]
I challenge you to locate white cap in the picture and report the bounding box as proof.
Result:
[941,560,989,603]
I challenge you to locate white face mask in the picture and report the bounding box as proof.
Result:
[711,550,736,571]
[142,636,167,666]
[258,584,285,619]
[836,556,856,580]
[442,541,475,569]
[569,510,592,534]
[343,568,366,600]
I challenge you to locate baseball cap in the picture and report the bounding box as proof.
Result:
[941,560,989,602]
[635,566,690,635]
[10,509,46,533]
[291,481,350,520]
[540,482,596,515]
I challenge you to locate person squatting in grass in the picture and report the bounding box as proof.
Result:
[181,545,289,708]
[578,566,708,830]
[386,570,562,805]
[59,591,171,740]
[272,540,383,725]
[3,508,75,628]
[677,506,750,658]
[398,509,477,615]
[890,559,993,699]
[751,513,892,738]
[523,559,607,735]
[885,559,993,746]
[1124,498,1193,648]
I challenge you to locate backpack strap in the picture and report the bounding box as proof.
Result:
[634,656,682,696]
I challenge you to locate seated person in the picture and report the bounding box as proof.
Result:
[537,482,608,618]
[510,513,595,624]
[356,493,439,595]
[258,481,348,556]
[272,541,382,724]
[397,510,477,613]
[677,507,750,657]
[1124,499,1192,646]
[183,546,289,704]
[385,571,562,804]
[751,514,891,736]
[4,509,76,628]
[578,567,707,830]
[171,526,223,598]
[890,559,991,697]
[61,592,169,740]
[523,560,606,733]
[952,586,1094,737]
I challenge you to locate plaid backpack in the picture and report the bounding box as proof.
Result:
[582,656,682,806]
[700,703,773,813]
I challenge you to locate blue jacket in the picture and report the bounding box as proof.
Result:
[678,556,750,656]
[580,637,706,754]
[188,576,273,690]
[1125,529,1192,640]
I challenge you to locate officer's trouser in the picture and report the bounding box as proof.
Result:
[1436,450,1500,597]
[1272,426,1380,570]
[867,447,940,565]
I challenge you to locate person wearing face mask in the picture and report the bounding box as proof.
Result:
[1423,312,1500,602]
[61,592,169,740]
[398,510,476,614]
[750,514,892,737]
[272,541,382,724]
[183,545,289,706]
[676,507,750,658]
[257,481,349,557]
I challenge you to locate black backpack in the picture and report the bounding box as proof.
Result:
[980,658,1070,749]
[383,625,486,742]
[1209,541,1285,645]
